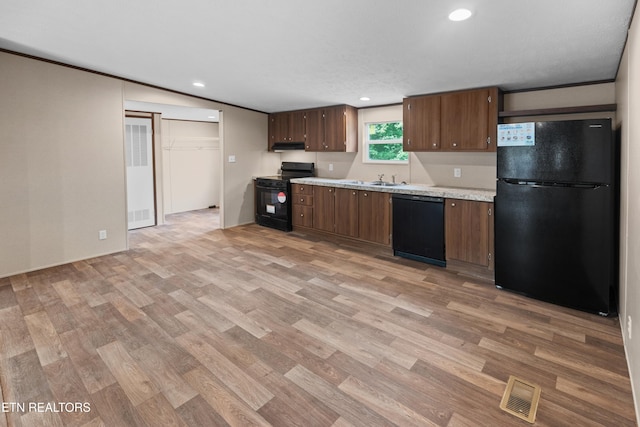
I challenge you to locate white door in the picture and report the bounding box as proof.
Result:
[125,117,155,230]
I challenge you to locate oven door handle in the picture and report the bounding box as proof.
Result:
[256,183,286,191]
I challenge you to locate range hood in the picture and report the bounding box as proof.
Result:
[271,142,305,151]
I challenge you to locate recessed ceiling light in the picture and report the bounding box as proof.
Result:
[360,96,371,101]
[192,82,205,88]
[449,8,472,21]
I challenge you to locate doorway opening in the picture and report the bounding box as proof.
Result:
[124,102,222,238]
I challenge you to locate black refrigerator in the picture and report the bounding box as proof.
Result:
[495,119,618,316]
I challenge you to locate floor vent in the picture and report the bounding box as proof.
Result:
[500,375,541,424]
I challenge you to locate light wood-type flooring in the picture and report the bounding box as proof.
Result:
[0,209,635,426]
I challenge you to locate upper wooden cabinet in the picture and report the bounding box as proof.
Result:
[304,108,324,152]
[403,94,441,151]
[268,111,306,145]
[268,105,357,152]
[403,87,501,152]
[322,105,358,152]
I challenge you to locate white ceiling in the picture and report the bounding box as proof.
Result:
[0,0,636,113]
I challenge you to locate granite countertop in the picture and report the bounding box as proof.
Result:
[289,177,496,202]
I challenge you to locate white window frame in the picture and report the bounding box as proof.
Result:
[362,120,408,164]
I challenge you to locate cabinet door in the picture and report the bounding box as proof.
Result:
[359,191,391,245]
[293,205,313,228]
[305,109,323,151]
[323,106,345,151]
[313,186,335,232]
[290,110,306,142]
[335,188,359,238]
[403,95,441,151]
[445,199,491,266]
[270,112,291,143]
[441,89,490,151]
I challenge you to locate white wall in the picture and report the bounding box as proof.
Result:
[0,52,127,277]
[616,6,640,421]
[161,120,220,214]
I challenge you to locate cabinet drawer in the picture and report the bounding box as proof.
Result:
[293,205,313,227]
[292,184,313,195]
[294,195,313,206]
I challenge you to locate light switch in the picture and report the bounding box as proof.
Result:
[228,155,236,163]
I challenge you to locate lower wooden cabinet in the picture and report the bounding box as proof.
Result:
[295,185,391,246]
[292,184,314,228]
[335,188,359,238]
[312,186,335,233]
[359,190,392,245]
[292,184,494,274]
[445,198,493,268]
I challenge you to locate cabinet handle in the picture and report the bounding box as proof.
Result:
[329,189,332,193]
[364,193,368,197]
[300,213,304,217]
[353,191,356,195]
[300,186,304,191]
[488,208,492,216]
[451,202,456,207]
[452,142,458,147]
[432,143,437,147]
[300,198,304,202]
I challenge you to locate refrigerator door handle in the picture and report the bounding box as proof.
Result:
[501,179,604,190]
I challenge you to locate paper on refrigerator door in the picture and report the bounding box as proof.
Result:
[498,123,535,147]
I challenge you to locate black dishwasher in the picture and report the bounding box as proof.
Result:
[392,194,445,267]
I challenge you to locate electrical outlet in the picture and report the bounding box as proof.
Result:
[99,230,107,240]
[228,155,236,163]
[329,163,334,172]
[629,316,633,340]
[454,167,461,178]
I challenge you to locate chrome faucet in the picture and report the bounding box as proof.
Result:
[378,174,384,182]
[391,174,397,184]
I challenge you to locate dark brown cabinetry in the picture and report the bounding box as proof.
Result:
[322,105,358,152]
[304,108,323,151]
[295,185,391,246]
[312,186,335,233]
[268,105,357,152]
[292,184,313,228]
[403,87,501,152]
[445,199,493,268]
[358,191,392,245]
[335,188,359,238]
[403,95,441,151]
[269,111,306,145]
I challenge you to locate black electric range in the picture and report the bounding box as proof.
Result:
[255,162,315,231]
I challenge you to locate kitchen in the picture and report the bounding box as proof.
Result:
[1,0,640,425]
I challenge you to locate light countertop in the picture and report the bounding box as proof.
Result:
[289,178,496,202]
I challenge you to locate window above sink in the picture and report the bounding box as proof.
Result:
[363,121,408,164]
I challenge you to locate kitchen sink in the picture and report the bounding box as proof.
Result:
[368,181,404,187]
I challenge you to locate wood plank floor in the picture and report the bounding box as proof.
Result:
[0,208,635,426]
